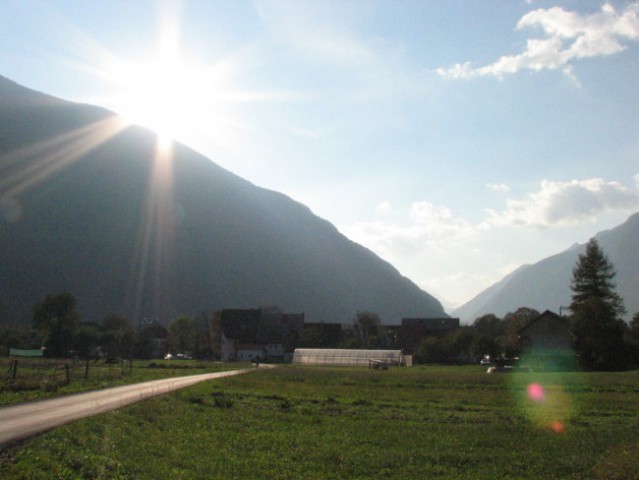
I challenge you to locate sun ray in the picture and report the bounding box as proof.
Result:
[127,138,177,323]
[0,116,127,199]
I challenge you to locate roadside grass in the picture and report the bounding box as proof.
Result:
[0,358,244,405]
[1,366,638,479]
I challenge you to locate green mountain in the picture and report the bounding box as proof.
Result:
[0,75,445,325]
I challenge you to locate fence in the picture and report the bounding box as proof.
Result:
[1,356,132,391]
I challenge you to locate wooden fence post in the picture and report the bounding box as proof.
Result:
[9,359,18,382]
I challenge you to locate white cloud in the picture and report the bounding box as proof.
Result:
[342,201,479,258]
[438,3,639,79]
[485,178,639,228]
[376,200,394,213]
[408,202,476,241]
[486,182,510,192]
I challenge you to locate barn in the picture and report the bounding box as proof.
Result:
[292,348,405,367]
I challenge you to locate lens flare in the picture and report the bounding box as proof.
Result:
[527,383,545,401]
[511,354,583,434]
[550,421,565,434]
[520,379,573,432]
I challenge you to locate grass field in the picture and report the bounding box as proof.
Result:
[1,365,638,479]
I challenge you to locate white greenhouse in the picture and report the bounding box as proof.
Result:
[292,349,405,367]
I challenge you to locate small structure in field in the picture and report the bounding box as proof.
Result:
[292,348,405,367]
[518,310,575,370]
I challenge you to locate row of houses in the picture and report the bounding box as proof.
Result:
[219,308,459,362]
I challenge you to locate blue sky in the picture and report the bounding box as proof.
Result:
[1,0,638,311]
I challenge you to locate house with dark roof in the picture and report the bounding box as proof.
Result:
[219,308,304,362]
[518,310,573,355]
[518,310,575,369]
[398,317,460,355]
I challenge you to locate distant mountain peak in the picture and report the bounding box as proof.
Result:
[454,211,639,323]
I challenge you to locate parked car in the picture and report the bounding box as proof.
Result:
[164,353,192,360]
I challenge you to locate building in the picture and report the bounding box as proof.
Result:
[219,308,304,362]
[300,322,343,347]
[399,317,460,354]
[518,310,575,370]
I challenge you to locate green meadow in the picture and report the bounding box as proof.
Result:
[1,366,638,479]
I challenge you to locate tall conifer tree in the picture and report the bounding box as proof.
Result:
[570,239,626,369]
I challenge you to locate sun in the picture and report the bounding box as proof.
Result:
[100,7,233,150]
[106,50,214,147]
[93,3,285,160]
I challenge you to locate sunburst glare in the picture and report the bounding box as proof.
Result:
[128,138,177,322]
[99,3,241,153]
[0,116,127,199]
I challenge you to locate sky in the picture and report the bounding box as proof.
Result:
[1,0,638,312]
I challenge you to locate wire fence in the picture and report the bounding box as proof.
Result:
[1,356,132,392]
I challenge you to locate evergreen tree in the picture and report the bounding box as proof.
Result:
[570,239,627,369]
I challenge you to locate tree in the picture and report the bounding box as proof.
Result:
[415,335,450,364]
[623,312,639,365]
[470,334,499,360]
[74,323,100,378]
[499,308,539,358]
[32,293,80,357]
[502,308,539,334]
[570,239,627,369]
[447,327,477,363]
[0,325,31,355]
[472,314,504,338]
[101,315,136,361]
[135,322,168,359]
[167,316,199,355]
[354,311,381,348]
[626,312,639,346]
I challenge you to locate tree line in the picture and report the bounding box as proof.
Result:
[2,239,637,370]
[0,296,217,361]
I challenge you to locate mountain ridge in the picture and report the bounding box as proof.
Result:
[453,212,639,323]
[0,75,446,325]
